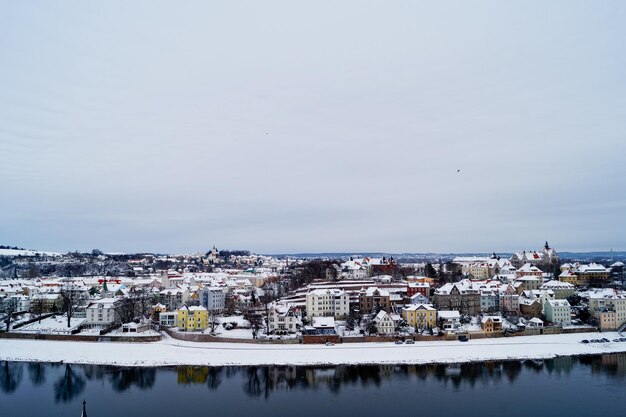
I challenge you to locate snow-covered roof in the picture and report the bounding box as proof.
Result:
[86,298,119,309]
[518,263,542,273]
[403,304,436,311]
[312,316,335,328]
[547,299,570,308]
[179,305,207,312]
[540,280,574,289]
[576,263,609,273]
[481,316,502,324]
[374,310,392,322]
[362,287,390,297]
[437,310,460,319]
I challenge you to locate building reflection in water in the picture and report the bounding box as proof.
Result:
[2,353,626,401]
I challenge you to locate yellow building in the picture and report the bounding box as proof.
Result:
[402,304,437,329]
[559,270,579,286]
[177,306,208,331]
[481,316,503,333]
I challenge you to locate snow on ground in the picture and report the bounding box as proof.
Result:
[209,315,254,338]
[211,328,255,339]
[13,316,85,333]
[0,248,61,256]
[218,315,250,327]
[1,332,626,367]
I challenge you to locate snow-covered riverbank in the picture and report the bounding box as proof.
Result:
[1,332,625,367]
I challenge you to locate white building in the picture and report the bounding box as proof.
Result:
[373,310,396,335]
[268,303,301,335]
[85,298,122,328]
[340,259,368,280]
[437,310,461,331]
[305,289,349,319]
[544,299,571,325]
[588,289,626,331]
[159,288,190,311]
[159,311,178,327]
[201,287,225,313]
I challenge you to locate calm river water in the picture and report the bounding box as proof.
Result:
[2,354,626,417]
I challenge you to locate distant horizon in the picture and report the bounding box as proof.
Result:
[3,242,626,257]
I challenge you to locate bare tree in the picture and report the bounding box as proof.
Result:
[244,309,262,339]
[224,296,236,316]
[1,298,18,332]
[208,311,220,334]
[114,287,156,324]
[114,297,136,324]
[60,282,88,328]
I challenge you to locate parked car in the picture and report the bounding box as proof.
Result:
[405,339,415,344]
[325,342,334,346]
[394,340,403,345]
[581,339,590,344]
[458,335,469,342]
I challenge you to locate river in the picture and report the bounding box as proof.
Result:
[2,354,625,416]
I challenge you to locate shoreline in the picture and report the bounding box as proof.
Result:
[2,331,626,368]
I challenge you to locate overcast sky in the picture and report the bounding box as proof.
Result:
[1,1,625,254]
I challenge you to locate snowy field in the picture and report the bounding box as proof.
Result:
[13,316,85,334]
[1,332,626,367]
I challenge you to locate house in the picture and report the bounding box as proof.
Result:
[122,320,151,333]
[402,304,437,330]
[152,303,167,321]
[519,297,542,319]
[340,259,368,280]
[437,310,461,331]
[461,262,490,280]
[517,263,543,279]
[359,287,391,314]
[200,287,225,313]
[539,280,575,299]
[544,299,571,325]
[515,275,542,292]
[479,289,499,313]
[30,292,63,313]
[159,311,178,327]
[159,288,190,311]
[481,316,503,333]
[499,285,520,315]
[268,303,301,335]
[305,289,349,319]
[588,289,626,330]
[310,316,336,335]
[85,298,122,329]
[410,292,430,305]
[177,305,208,331]
[432,281,480,315]
[373,310,396,335]
[527,317,544,328]
[407,282,430,298]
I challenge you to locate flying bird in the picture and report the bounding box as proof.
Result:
[457,169,461,173]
